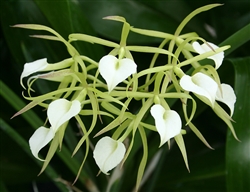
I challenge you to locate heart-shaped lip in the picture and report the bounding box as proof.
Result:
[93,136,126,175]
[150,104,182,147]
[98,55,137,92]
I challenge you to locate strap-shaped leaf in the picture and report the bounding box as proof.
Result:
[226,57,250,192]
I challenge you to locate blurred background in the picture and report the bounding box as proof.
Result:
[1,0,249,192]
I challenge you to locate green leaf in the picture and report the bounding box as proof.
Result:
[226,57,250,192]
[143,134,227,192]
[77,0,181,44]
[0,80,92,188]
[0,80,43,127]
[135,0,212,39]
[0,119,68,192]
[0,179,8,192]
[220,23,250,56]
[33,0,105,59]
[1,0,57,64]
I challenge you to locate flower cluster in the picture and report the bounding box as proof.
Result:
[14,4,237,191]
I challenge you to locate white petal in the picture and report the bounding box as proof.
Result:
[180,73,218,106]
[29,126,55,161]
[20,58,49,88]
[150,104,182,147]
[192,41,224,69]
[216,83,236,116]
[99,55,137,92]
[93,136,126,175]
[47,99,81,132]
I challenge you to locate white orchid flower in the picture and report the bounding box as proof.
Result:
[180,72,218,106]
[98,55,137,92]
[93,136,126,175]
[192,41,224,69]
[150,104,182,147]
[29,99,81,160]
[20,58,50,88]
[216,83,236,116]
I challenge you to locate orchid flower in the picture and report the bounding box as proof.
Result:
[20,58,73,88]
[150,104,182,147]
[98,55,137,92]
[192,41,224,69]
[93,136,126,175]
[216,83,236,116]
[180,72,218,106]
[20,58,50,88]
[29,99,81,160]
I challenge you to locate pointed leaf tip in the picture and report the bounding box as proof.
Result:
[103,16,126,23]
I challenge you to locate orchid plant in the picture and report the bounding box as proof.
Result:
[13,4,238,192]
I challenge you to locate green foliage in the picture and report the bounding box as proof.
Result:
[226,57,250,192]
[1,0,249,191]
